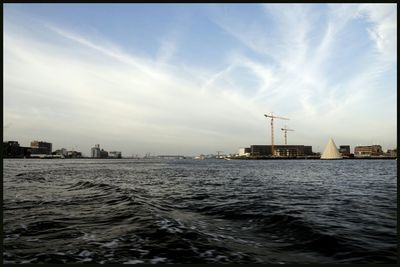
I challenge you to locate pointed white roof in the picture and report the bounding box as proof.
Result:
[321,138,342,159]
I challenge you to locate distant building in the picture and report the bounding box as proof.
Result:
[4,141,22,158]
[250,145,271,156]
[194,154,205,160]
[250,145,313,157]
[100,149,108,158]
[339,145,351,157]
[109,151,122,158]
[54,148,68,157]
[67,151,82,158]
[3,141,33,158]
[21,146,32,158]
[354,145,383,156]
[275,147,298,157]
[386,149,397,158]
[31,140,52,155]
[238,148,251,157]
[91,144,101,158]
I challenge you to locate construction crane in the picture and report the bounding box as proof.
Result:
[281,125,294,145]
[264,112,289,156]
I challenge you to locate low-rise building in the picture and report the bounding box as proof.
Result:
[250,145,313,157]
[3,141,32,158]
[3,141,23,158]
[100,149,108,158]
[67,151,82,158]
[31,140,52,155]
[339,145,351,157]
[250,145,272,156]
[386,149,397,158]
[53,148,68,157]
[109,151,122,158]
[275,147,298,157]
[238,148,251,157]
[194,154,205,160]
[354,145,383,156]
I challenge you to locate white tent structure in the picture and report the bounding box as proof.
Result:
[321,138,342,160]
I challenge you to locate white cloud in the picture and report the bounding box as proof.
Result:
[3,5,397,154]
[4,22,272,155]
[206,4,396,150]
[358,4,397,61]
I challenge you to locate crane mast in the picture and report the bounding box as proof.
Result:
[281,125,294,145]
[264,112,289,156]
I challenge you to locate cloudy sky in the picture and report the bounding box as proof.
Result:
[4,4,397,156]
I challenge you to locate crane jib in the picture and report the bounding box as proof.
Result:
[264,115,289,120]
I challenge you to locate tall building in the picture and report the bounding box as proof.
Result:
[91,144,101,158]
[354,145,383,156]
[31,140,52,155]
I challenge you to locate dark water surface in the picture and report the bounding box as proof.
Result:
[3,159,397,264]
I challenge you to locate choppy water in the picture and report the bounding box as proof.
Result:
[3,158,397,264]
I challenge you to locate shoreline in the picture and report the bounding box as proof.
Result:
[230,157,396,160]
[3,157,397,160]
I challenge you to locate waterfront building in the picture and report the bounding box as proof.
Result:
[91,144,101,158]
[67,151,82,158]
[194,154,205,160]
[238,148,251,157]
[321,138,342,160]
[339,145,351,157]
[100,149,108,158]
[275,147,298,157]
[386,149,397,158]
[249,145,313,157]
[250,145,272,156]
[3,141,27,158]
[21,147,32,158]
[54,148,68,157]
[354,145,383,156]
[31,140,52,155]
[3,141,33,158]
[109,151,122,158]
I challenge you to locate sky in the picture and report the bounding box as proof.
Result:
[3,4,397,156]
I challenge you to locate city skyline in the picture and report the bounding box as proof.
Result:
[4,4,397,156]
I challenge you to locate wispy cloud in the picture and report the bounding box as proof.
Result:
[4,21,269,155]
[3,4,397,154]
[205,4,396,148]
[358,4,397,61]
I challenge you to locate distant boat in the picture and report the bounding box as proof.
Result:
[321,138,342,160]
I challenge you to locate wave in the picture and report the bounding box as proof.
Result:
[4,159,397,264]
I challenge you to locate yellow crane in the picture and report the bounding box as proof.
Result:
[281,125,294,145]
[264,112,289,156]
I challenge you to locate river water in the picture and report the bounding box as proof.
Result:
[3,158,397,264]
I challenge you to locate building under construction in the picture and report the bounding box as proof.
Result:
[250,145,313,157]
